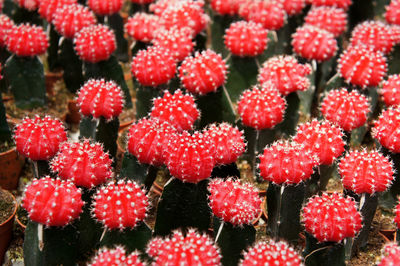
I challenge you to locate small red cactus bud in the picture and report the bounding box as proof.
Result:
[131,46,177,87]
[88,0,123,16]
[394,202,400,229]
[391,24,400,45]
[22,177,84,226]
[278,0,306,16]
[93,180,148,230]
[166,131,215,183]
[378,243,400,266]
[224,21,268,57]
[74,24,116,63]
[90,247,144,266]
[127,118,177,166]
[292,25,338,62]
[241,240,302,266]
[339,149,394,194]
[294,119,345,165]
[179,50,227,95]
[373,106,400,153]
[381,74,400,107]
[152,27,195,62]
[239,0,285,31]
[149,0,183,16]
[237,84,286,130]
[258,55,312,96]
[147,229,221,266]
[259,140,319,185]
[303,193,362,242]
[14,115,67,161]
[38,0,77,22]
[306,0,351,10]
[321,88,370,132]
[15,0,39,10]
[0,15,14,47]
[124,13,159,43]
[210,0,243,16]
[150,89,199,132]
[304,6,347,37]
[208,178,261,225]
[6,24,49,57]
[338,45,387,88]
[386,0,400,25]
[77,79,124,120]
[131,0,154,4]
[50,140,113,188]
[52,3,96,39]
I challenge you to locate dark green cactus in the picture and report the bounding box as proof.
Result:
[303,232,346,266]
[59,38,84,94]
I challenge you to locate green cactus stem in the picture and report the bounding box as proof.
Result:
[210,14,234,58]
[303,232,346,266]
[134,83,163,120]
[59,38,84,93]
[0,96,11,143]
[2,0,16,17]
[106,13,129,62]
[305,164,336,199]
[12,6,42,26]
[275,92,300,138]
[210,163,240,180]
[47,24,61,71]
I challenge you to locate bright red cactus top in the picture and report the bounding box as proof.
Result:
[38,0,77,22]
[241,240,302,266]
[204,123,246,165]
[0,15,14,47]
[127,118,177,166]
[210,0,243,16]
[74,24,116,63]
[15,0,39,10]
[381,74,400,107]
[179,50,227,95]
[224,20,268,57]
[131,0,154,3]
[292,25,338,62]
[150,89,199,132]
[239,0,286,31]
[259,140,319,185]
[307,0,352,9]
[237,84,286,130]
[391,25,400,45]
[131,46,176,87]
[208,178,261,225]
[159,0,209,36]
[378,243,400,266]
[88,0,123,15]
[321,88,370,132]
[93,180,148,229]
[152,27,194,62]
[166,131,215,183]
[77,79,124,120]
[90,247,144,266]
[386,0,400,25]
[258,55,312,96]
[350,21,395,54]
[278,0,306,16]
[147,229,221,266]
[149,0,184,16]
[22,177,84,227]
[338,45,387,88]
[303,193,362,242]
[339,149,394,194]
[304,7,347,37]
[394,202,400,229]
[14,115,67,161]
[6,24,49,57]
[50,140,113,188]
[373,106,400,153]
[124,13,159,43]
[294,119,345,165]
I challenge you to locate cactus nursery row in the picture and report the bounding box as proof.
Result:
[3,0,400,265]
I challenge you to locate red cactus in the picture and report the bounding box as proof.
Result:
[224,21,268,57]
[381,74,400,107]
[74,25,116,63]
[124,13,159,43]
[131,46,176,87]
[131,0,154,3]
[321,88,370,132]
[15,0,39,10]
[386,0,400,25]
[0,15,14,47]
[258,55,312,96]
[88,0,123,15]
[304,6,347,37]
[394,202,400,229]
[292,25,338,62]
[241,240,302,266]
[127,118,177,166]
[38,0,77,22]
[52,3,96,39]
[210,0,243,16]
[237,84,286,130]
[293,119,345,165]
[208,178,261,225]
[278,0,306,16]
[90,247,144,266]
[259,140,319,185]
[22,177,84,227]
[150,89,199,132]
[6,24,49,57]
[77,79,124,120]
[373,106,400,153]
[338,45,387,88]
[14,115,67,161]
[149,0,184,16]
[307,0,352,10]
[165,131,215,183]
[179,50,227,95]
[50,140,113,188]
[147,229,221,266]
[303,193,362,242]
[239,0,286,31]
[204,123,246,165]
[93,180,148,230]
[391,24,400,45]
[378,243,400,266]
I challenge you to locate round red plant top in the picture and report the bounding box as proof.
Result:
[239,0,286,31]
[6,24,49,57]
[90,247,144,266]
[304,6,347,37]
[381,74,400,107]
[15,0,39,10]
[14,115,67,161]
[303,193,362,242]
[0,15,14,47]
[373,106,400,153]
[153,27,194,62]
[23,177,84,227]
[278,0,306,16]
[125,13,159,43]
[38,0,77,22]
[379,243,400,266]
[386,0,400,25]
[306,0,352,10]
[211,0,243,16]
[394,202,400,229]
[88,0,123,16]
[149,0,183,16]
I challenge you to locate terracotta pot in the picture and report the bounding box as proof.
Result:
[0,147,25,191]
[45,71,63,96]
[65,99,81,125]
[379,229,397,242]
[0,189,17,264]
[119,120,134,133]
